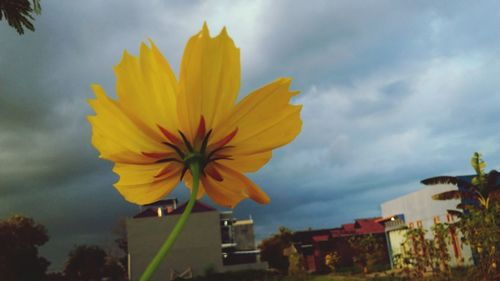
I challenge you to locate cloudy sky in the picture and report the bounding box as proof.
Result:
[1,0,500,270]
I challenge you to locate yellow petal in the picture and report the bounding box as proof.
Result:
[114,40,179,142]
[113,162,182,185]
[203,163,270,208]
[212,78,302,156]
[88,84,166,164]
[114,176,180,205]
[183,171,206,200]
[201,176,240,208]
[177,24,240,141]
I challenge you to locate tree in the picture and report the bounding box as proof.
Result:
[112,217,128,277]
[0,215,50,281]
[422,152,500,212]
[348,234,385,274]
[429,222,451,276]
[399,227,429,280]
[424,152,500,280]
[324,251,340,272]
[0,0,41,34]
[64,245,106,281]
[286,245,308,281]
[63,244,126,281]
[258,226,294,272]
[46,272,68,281]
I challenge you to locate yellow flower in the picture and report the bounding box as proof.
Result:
[88,24,302,208]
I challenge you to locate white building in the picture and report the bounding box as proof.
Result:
[380,181,474,268]
[127,200,267,281]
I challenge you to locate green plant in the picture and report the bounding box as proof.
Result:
[400,227,429,280]
[0,0,41,34]
[348,234,386,274]
[259,227,294,273]
[324,251,340,272]
[424,152,500,280]
[428,222,451,278]
[287,248,308,281]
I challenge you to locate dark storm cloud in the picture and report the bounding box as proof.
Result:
[1,0,500,270]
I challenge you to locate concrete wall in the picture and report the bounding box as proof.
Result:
[381,184,459,226]
[127,211,223,281]
[222,261,268,272]
[233,220,255,251]
[387,228,407,266]
[381,184,473,267]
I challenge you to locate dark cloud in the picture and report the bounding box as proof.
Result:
[1,0,500,270]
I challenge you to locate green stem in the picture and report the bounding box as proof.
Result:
[139,162,200,281]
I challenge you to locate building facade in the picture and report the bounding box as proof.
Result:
[127,200,266,281]
[380,182,474,269]
[293,218,389,273]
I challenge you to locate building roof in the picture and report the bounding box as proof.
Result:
[341,223,355,232]
[170,201,216,214]
[329,218,383,238]
[141,198,178,207]
[293,228,334,244]
[294,217,385,245]
[133,208,158,218]
[133,201,216,218]
[376,214,405,224]
[353,218,384,234]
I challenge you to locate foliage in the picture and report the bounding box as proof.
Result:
[259,226,294,272]
[287,245,308,280]
[325,251,340,272]
[0,215,50,281]
[63,244,126,281]
[64,245,106,281]
[398,224,452,281]
[348,234,386,274]
[0,0,41,34]
[425,152,500,280]
[457,202,500,280]
[428,223,451,278]
[400,227,427,280]
[423,152,500,211]
[46,272,68,281]
[112,218,128,276]
[190,269,282,281]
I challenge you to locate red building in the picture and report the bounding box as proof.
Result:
[293,218,389,273]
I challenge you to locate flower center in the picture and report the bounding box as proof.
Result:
[143,116,237,182]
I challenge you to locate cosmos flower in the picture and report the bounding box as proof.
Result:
[88,24,302,208]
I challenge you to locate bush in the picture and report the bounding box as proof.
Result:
[191,269,282,281]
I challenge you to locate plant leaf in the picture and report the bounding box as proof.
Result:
[421,176,474,190]
[446,209,463,218]
[432,190,476,201]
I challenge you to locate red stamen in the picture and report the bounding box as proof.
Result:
[206,165,223,182]
[196,116,206,142]
[155,165,175,178]
[158,125,183,145]
[212,128,238,148]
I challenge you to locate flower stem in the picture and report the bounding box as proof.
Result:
[139,162,200,281]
